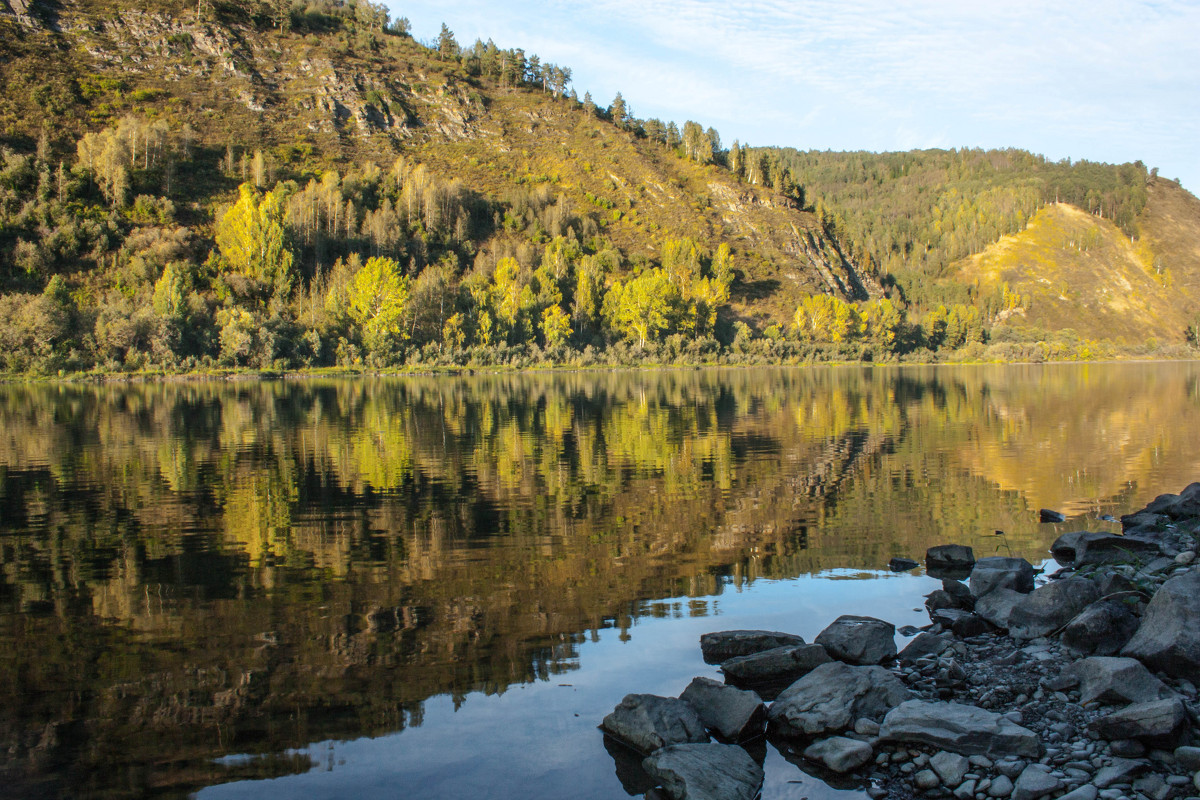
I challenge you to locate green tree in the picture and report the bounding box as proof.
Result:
[604,268,679,346]
[347,256,410,358]
[540,305,572,347]
[215,183,294,298]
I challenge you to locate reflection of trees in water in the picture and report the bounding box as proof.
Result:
[2,364,1200,796]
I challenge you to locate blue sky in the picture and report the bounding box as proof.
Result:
[383,1,1200,194]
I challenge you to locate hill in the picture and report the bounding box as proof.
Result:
[0,0,1197,373]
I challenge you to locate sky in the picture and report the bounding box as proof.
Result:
[381,0,1200,195]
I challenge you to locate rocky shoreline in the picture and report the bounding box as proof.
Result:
[600,483,1200,800]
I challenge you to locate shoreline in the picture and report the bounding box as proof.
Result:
[601,485,1200,800]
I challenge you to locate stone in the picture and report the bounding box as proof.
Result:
[854,718,880,736]
[1176,550,1197,564]
[944,578,975,605]
[601,694,709,754]
[930,751,971,787]
[803,736,875,773]
[878,700,1040,758]
[720,644,832,693]
[988,774,1015,797]
[898,632,951,664]
[927,544,976,572]
[700,630,806,663]
[930,608,992,638]
[1094,571,1142,598]
[927,589,970,614]
[970,557,1036,598]
[1007,577,1101,640]
[915,768,941,790]
[642,743,763,800]
[1012,764,1064,800]
[1090,698,1188,742]
[995,761,1028,779]
[1107,739,1146,757]
[1069,657,1173,706]
[768,662,911,738]
[1093,758,1146,788]
[1061,600,1142,656]
[954,779,977,799]
[1175,746,1200,772]
[1050,531,1092,562]
[1133,773,1171,800]
[1057,785,1099,800]
[890,557,920,571]
[1040,509,1067,523]
[1121,569,1200,679]
[975,588,1027,629]
[814,615,898,665]
[1075,533,1163,567]
[680,677,766,742]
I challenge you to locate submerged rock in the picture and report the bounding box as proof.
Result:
[601,694,708,754]
[699,630,805,663]
[879,700,1040,758]
[889,557,919,571]
[768,661,910,738]
[1121,568,1200,678]
[720,644,831,693]
[679,677,765,742]
[642,742,763,800]
[1039,509,1067,523]
[814,614,897,665]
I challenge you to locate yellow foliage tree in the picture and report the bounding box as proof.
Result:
[216,183,294,296]
[347,256,410,356]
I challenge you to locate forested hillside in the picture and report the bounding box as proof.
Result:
[0,0,1196,375]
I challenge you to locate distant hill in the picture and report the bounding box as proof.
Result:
[0,0,1197,373]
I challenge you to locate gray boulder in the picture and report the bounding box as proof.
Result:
[1050,531,1091,563]
[974,588,1026,630]
[803,736,874,772]
[1012,764,1064,800]
[1007,577,1100,640]
[879,700,1041,758]
[601,694,709,754]
[642,743,763,800]
[680,677,766,742]
[1074,533,1162,567]
[926,589,970,614]
[927,544,976,572]
[1092,758,1146,788]
[1121,568,1200,678]
[720,644,831,693]
[768,661,911,738]
[930,751,970,787]
[1174,745,1200,771]
[970,557,1035,598]
[1056,786,1098,800]
[1060,599,1141,655]
[700,630,805,663]
[814,615,897,665]
[1142,483,1200,520]
[898,632,951,664]
[1090,697,1188,741]
[930,608,992,638]
[1069,656,1173,706]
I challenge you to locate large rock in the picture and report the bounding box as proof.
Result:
[974,588,1026,630]
[1090,698,1188,741]
[898,632,951,665]
[680,677,766,742]
[879,700,1041,758]
[814,615,897,665]
[803,736,874,773]
[1039,509,1067,523]
[601,694,709,754]
[1006,577,1100,640]
[768,662,911,738]
[970,557,1035,598]
[1140,483,1200,520]
[1060,599,1141,656]
[1121,568,1200,678]
[700,630,805,663]
[927,544,976,573]
[930,608,992,638]
[1074,533,1162,567]
[1013,764,1064,800]
[1069,657,1173,706]
[642,743,763,800]
[1049,531,1091,563]
[720,644,831,693]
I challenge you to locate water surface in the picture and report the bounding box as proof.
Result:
[1,363,1198,799]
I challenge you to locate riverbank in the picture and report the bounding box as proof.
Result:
[601,484,1200,800]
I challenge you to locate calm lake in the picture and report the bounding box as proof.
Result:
[2,363,1199,799]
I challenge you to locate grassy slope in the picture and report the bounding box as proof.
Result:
[954,181,1200,343]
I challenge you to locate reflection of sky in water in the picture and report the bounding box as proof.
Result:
[200,571,941,800]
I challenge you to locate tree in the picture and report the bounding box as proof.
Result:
[215,183,294,298]
[604,268,679,346]
[582,92,596,117]
[540,305,572,347]
[609,93,627,129]
[347,256,410,357]
[437,23,459,60]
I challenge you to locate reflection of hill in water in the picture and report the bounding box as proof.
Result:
[1,364,1199,797]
